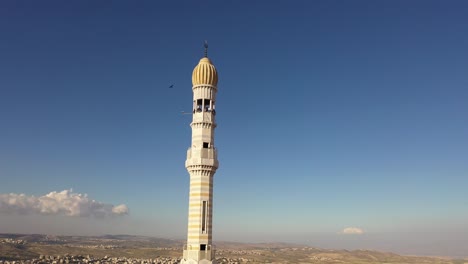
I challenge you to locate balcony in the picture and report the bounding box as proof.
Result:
[186,147,217,160]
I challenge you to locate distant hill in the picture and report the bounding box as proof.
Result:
[0,233,465,263]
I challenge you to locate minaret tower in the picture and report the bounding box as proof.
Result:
[181,42,219,264]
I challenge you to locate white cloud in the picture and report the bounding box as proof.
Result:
[340,227,365,235]
[112,204,129,214]
[0,189,128,218]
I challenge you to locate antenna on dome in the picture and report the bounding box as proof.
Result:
[204,40,208,57]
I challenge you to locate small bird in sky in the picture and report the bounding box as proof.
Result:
[169,84,174,88]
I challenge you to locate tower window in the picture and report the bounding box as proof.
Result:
[201,201,207,233]
[200,244,206,251]
[203,142,209,148]
[196,99,203,112]
[204,99,211,112]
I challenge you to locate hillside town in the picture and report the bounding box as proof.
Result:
[0,255,251,264]
[0,240,27,246]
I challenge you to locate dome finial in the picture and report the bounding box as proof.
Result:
[192,43,218,86]
[204,40,208,57]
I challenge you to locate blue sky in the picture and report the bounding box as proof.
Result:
[1,0,467,258]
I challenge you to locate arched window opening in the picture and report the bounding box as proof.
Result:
[194,99,216,113]
[195,99,203,112]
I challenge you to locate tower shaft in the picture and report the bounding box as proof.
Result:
[182,55,219,264]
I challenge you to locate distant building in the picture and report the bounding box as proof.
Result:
[180,44,219,264]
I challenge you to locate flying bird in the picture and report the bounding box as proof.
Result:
[169,84,174,88]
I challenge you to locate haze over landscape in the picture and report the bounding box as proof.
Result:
[1,0,467,259]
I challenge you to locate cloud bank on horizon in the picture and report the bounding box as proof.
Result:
[0,189,128,218]
[340,227,365,235]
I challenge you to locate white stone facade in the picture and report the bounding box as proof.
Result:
[181,56,219,264]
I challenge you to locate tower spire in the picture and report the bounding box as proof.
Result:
[204,40,208,57]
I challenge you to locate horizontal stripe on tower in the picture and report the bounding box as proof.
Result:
[190,182,212,186]
[187,224,212,228]
[189,193,211,197]
[189,205,212,209]
[187,219,211,224]
[189,198,212,201]
[187,231,212,234]
[189,185,212,189]
[187,240,211,244]
[187,221,211,225]
[187,241,210,244]
[188,204,212,209]
[184,245,202,250]
[188,210,212,215]
[188,213,212,216]
[188,235,211,239]
[188,214,212,218]
[189,188,212,193]
[188,233,210,237]
[190,181,212,184]
[187,218,206,222]
[188,202,210,206]
[187,239,212,242]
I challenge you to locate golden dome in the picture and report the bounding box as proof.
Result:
[192,57,218,86]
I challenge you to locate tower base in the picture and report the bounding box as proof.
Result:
[180,258,216,264]
[180,248,216,264]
